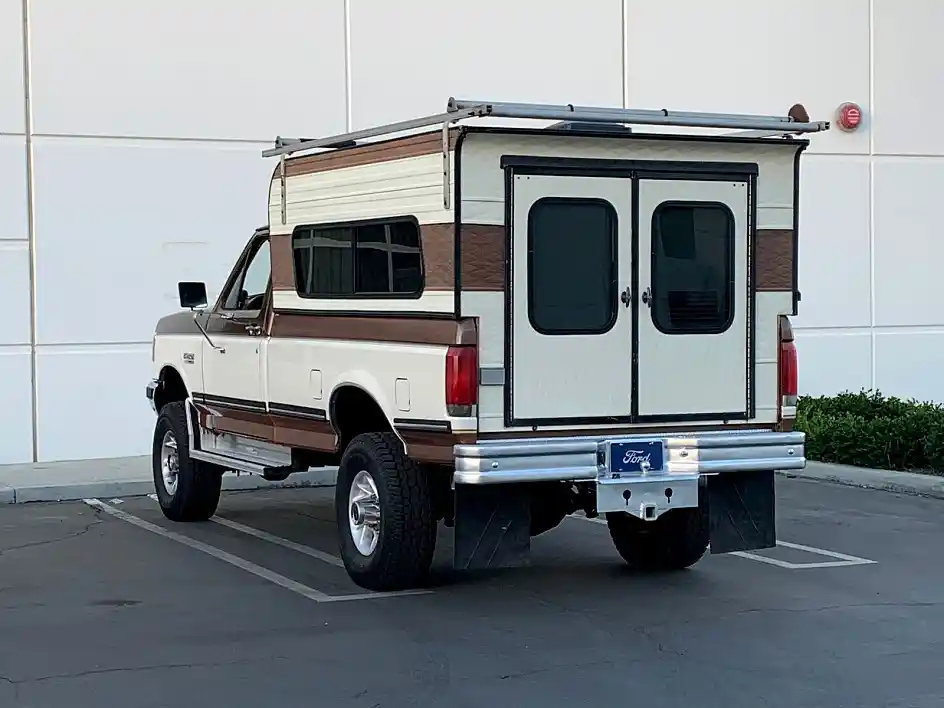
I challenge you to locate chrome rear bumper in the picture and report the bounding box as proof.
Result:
[453,429,805,520]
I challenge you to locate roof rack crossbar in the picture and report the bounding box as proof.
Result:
[262,96,829,159]
[261,105,491,158]
[448,97,829,133]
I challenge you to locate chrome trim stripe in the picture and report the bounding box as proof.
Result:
[453,430,806,485]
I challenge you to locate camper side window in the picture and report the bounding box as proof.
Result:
[527,197,618,335]
[650,202,734,335]
[292,219,423,298]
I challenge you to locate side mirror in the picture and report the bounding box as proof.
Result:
[178,281,208,310]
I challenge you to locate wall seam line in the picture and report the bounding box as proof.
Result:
[868,0,876,391]
[343,0,353,131]
[621,0,629,108]
[21,0,38,463]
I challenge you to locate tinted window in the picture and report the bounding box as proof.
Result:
[354,222,423,295]
[651,202,734,334]
[293,227,353,296]
[222,238,270,311]
[293,220,423,297]
[528,198,617,334]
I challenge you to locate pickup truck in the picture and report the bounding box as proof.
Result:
[146,97,820,591]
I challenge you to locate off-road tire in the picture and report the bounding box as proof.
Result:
[152,401,223,522]
[335,432,437,591]
[605,493,709,571]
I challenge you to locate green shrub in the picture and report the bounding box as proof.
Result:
[796,389,944,475]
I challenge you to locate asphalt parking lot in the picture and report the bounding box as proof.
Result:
[1,475,942,708]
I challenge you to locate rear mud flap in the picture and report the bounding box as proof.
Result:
[707,470,776,554]
[453,484,531,571]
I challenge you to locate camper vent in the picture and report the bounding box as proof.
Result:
[545,121,632,134]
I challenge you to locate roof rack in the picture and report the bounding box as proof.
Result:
[265,97,829,219]
[262,96,830,159]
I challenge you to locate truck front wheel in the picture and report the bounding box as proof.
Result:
[335,432,437,591]
[605,495,709,571]
[152,401,223,522]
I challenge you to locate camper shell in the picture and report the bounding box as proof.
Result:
[147,98,826,591]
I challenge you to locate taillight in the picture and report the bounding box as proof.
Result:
[779,316,798,410]
[445,345,477,416]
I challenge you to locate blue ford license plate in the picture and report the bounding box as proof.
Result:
[609,440,665,475]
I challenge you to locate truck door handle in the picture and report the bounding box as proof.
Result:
[641,287,652,308]
[619,286,631,308]
[245,324,262,336]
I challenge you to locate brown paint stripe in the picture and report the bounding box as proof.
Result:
[398,429,476,465]
[274,224,793,293]
[269,312,477,346]
[269,223,506,294]
[270,414,337,452]
[421,223,506,292]
[193,398,274,442]
[276,129,459,180]
[756,229,795,291]
[271,232,293,291]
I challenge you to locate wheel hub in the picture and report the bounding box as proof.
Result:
[348,470,381,556]
[160,430,179,496]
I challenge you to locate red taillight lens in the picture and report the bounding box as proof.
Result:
[445,345,477,415]
[779,316,797,408]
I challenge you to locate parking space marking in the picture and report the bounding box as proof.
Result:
[83,499,430,602]
[730,541,877,569]
[210,515,345,568]
[568,513,877,569]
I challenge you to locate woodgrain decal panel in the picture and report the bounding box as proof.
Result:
[755,229,795,291]
[276,129,458,179]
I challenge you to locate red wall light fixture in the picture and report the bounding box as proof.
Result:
[836,102,863,132]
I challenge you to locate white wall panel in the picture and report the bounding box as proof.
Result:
[31,138,273,345]
[872,159,944,327]
[29,0,347,141]
[0,347,33,465]
[0,136,28,240]
[793,156,871,329]
[35,344,152,462]
[874,331,944,403]
[623,0,870,155]
[794,332,872,397]
[349,0,624,129]
[873,0,944,156]
[0,0,24,133]
[0,241,31,346]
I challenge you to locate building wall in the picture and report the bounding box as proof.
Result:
[0,0,940,464]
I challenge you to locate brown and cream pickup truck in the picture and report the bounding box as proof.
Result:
[146,97,820,591]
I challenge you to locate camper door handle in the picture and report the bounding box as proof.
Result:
[641,287,652,307]
[619,287,631,308]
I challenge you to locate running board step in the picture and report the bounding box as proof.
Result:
[190,450,300,480]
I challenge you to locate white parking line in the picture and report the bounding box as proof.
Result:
[568,513,877,569]
[730,540,877,569]
[83,499,430,602]
[210,515,345,568]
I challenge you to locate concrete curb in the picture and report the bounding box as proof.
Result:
[2,468,339,505]
[778,461,944,500]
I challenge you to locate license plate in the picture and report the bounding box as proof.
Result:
[609,440,665,475]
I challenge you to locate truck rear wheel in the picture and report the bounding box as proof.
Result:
[605,495,709,571]
[335,432,437,591]
[152,401,223,522]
